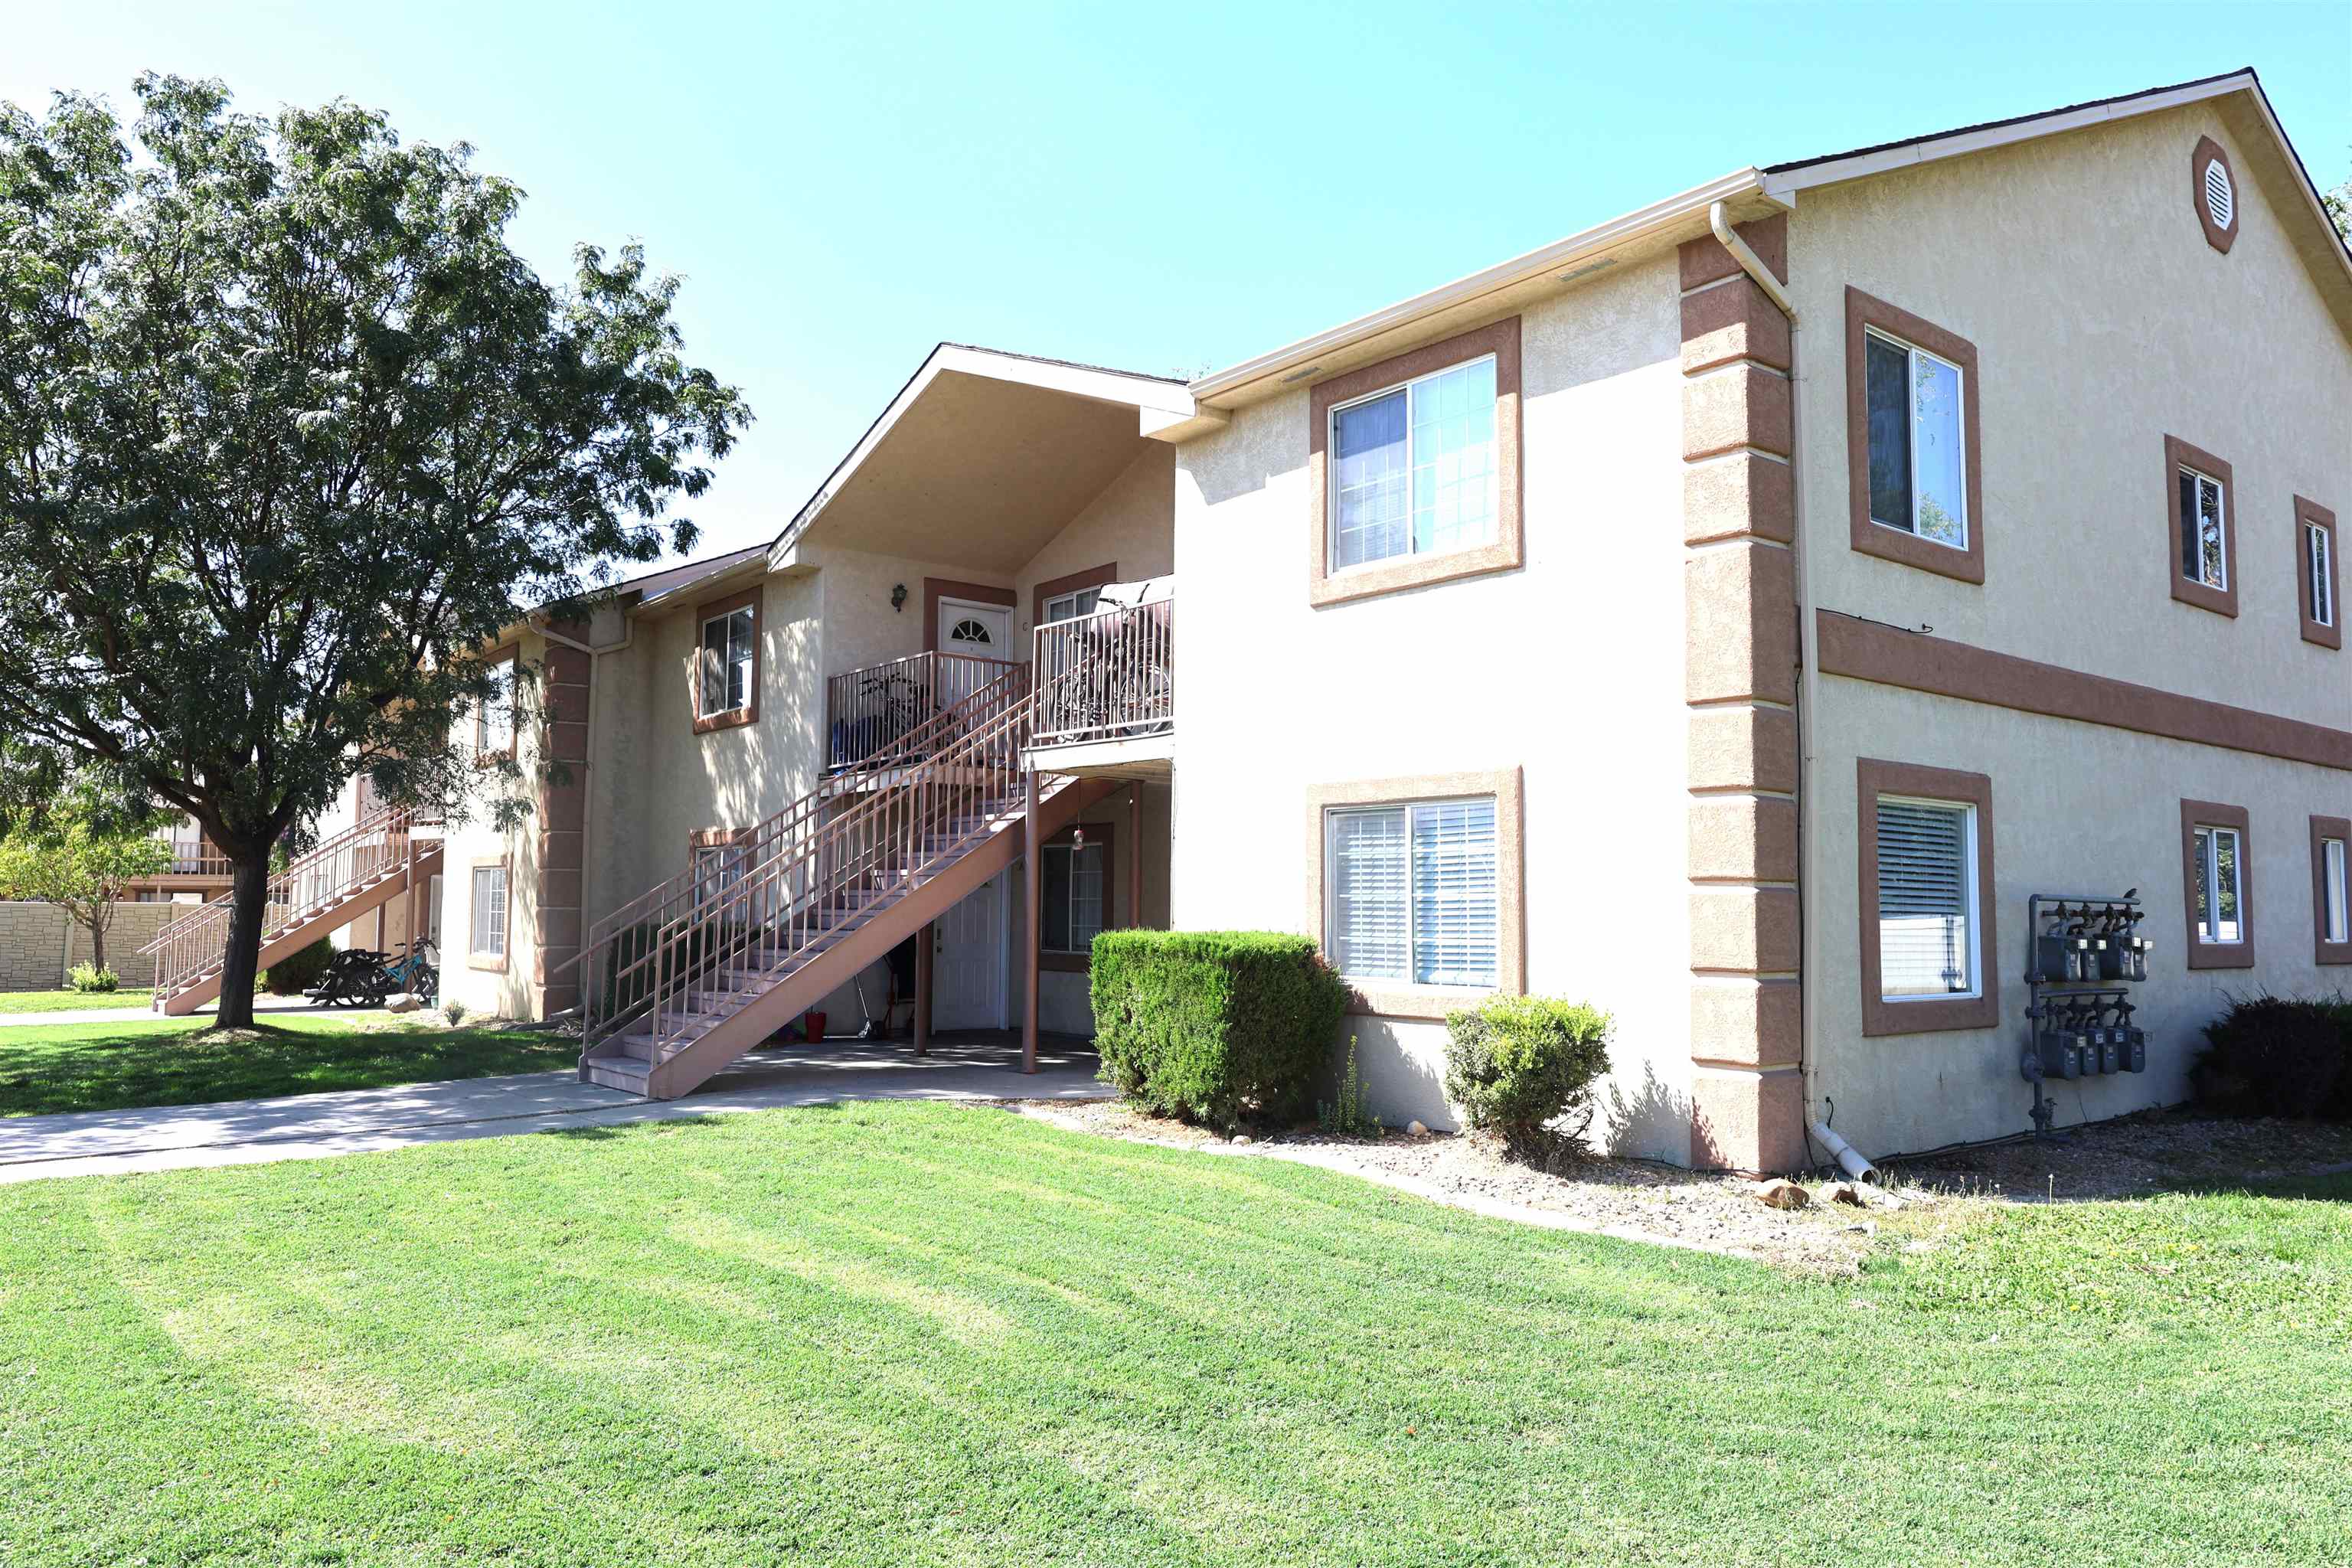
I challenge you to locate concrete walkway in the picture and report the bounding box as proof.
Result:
[0,1037,1112,1185]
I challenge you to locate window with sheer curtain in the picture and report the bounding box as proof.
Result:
[1329,355,1498,571]
[469,864,508,958]
[1325,798,1498,988]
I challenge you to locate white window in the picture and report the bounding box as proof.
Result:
[476,655,515,754]
[426,874,443,948]
[701,606,756,717]
[1864,328,1968,549]
[1325,798,1498,988]
[2325,837,2348,946]
[469,864,508,958]
[1875,796,1980,1000]
[1329,355,1498,571]
[693,843,747,909]
[2308,522,2334,628]
[1041,840,1105,954]
[1043,587,1100,624]
[2192,823,2244,945]
[2179,468,2227,591]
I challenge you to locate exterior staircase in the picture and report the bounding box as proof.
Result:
[574,665,1114,1099]
[141,807,443,1017]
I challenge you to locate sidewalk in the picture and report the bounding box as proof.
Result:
[0,1037,1111,1185]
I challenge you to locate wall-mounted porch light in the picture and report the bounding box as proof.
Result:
[890,583,907,612]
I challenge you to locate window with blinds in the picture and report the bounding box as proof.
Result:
[1876,796,1976,999]
[1327,798,1498,988]
[470,864,508,958]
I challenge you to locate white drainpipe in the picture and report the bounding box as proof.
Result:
[1709,202,1863,1178]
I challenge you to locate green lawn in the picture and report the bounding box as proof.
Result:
[2,1104,2345,1566]
[0,1013,580,1117]
[0,985,155,1014]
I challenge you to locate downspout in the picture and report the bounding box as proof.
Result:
[1708,202,1852,1178]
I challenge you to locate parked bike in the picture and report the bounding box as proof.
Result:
[305,939,438,1008]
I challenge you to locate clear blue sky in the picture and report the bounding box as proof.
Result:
[8,2,2348,560]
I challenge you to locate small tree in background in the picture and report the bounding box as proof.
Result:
[0,815,172,977]
[0,76,748,1025]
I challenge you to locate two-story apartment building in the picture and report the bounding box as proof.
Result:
[1151,68,2350,1168]
[151,70,2347,1173]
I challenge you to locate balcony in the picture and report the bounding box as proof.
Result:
[1030,596,1174,776]
[825,649,1022,773]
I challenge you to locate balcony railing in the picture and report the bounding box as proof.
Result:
[1032,598,1174,749]
[825,650,1019,771]
[162,845,232,877]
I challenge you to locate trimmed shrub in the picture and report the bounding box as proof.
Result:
[1090,930,1348,1128]
[1443,994,1613,1147]
[260,939,335,996]
[2191,995,2347,1120]
[67,962,119,994]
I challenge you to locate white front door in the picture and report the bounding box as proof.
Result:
[932,871,1005,1031]
[936,598,1011,707]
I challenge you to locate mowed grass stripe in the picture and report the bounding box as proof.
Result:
[1,1101,2346,1565]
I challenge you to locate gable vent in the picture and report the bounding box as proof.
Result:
[2203,159,2235,232]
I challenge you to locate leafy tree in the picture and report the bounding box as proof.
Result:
[0,813,173,976]
[0,76,748,1024]
[2328,174,2350,243]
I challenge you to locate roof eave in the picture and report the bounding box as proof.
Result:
[1184,167,1773,406]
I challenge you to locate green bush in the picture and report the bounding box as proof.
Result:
[67,962,118,993]
[2192,995,2348,1120]
[260,939,335,996]
[1090,930,1348,1129]
[1443,995,1613,1146]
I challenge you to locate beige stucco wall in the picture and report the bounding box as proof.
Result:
[1013,443,1177,644]
[1792,104,2352,1154]
[443,628,547,1021]
[1794,105,2352,720]
[1171,252,1694,1154]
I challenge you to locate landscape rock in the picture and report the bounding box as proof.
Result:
[1406,1120,1429,1138]
[384,992,422,1014]
[1230,1134,1252,1146]
[1825,1181,1867,1207]
[1751,1178,1809,1210]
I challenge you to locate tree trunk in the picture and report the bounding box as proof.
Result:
[214,852,273,1029]
[88,913,107,976]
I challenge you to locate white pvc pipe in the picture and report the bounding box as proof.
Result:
[1811,1120,1878,1184]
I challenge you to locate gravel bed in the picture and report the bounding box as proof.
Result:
[1020,1100,2352,1275]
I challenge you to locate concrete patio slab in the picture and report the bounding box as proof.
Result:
[0,1034,1110,1185]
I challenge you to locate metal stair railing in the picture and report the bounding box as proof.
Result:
[583,673,1037,1067]
[576,662,1031,1051]
[139,805,441,1005]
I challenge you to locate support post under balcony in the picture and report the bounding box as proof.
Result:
[1022,766,1040,1073]
[1128,785,1142,929]
[913,924,933,1056]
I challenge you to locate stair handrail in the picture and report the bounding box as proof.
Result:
[583,673,1036,1063]
[572,661,1031,1038]
[142,804,438,1002]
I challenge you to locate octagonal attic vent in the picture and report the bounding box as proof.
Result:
[2203,160,2235,232]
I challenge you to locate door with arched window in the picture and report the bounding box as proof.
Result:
[934,597,1011,710]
